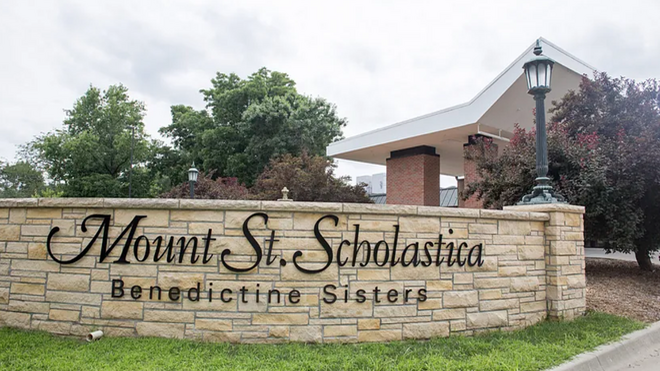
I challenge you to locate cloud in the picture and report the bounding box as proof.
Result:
[1,0,659,189]
[53,3,285,105]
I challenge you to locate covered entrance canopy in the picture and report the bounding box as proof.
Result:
[327,38,595,206]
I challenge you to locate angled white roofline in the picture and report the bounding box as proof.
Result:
[327,37,596,157]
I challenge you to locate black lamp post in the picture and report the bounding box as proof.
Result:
[188,163,199,199]
[518,40,566,205]
[128,124,135,198]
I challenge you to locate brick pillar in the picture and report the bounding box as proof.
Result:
[507,204,587,320]
[456,177,465,208]
[462,135,498,209]
[386,146,439,206]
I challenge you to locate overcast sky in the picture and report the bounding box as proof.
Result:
[1,1,659,187]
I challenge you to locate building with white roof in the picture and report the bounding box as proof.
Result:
[327,38,595,207]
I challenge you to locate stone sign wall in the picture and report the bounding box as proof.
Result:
[0,199,586,343]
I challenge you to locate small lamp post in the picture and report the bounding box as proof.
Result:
[188,163,199,199]
[518,40,566,205]
[128,124,135,198]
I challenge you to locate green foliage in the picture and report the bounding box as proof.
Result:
[148,143,191,192]
[0,312,644,370]
[465,73,660,270]
[11,68,346,198]
[251,153,372,203]
[33,188,64,198]
[159,68,346,186]
[27,85,156,197]
[0,161,45,198]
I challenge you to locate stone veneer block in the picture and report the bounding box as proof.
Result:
[403,322,450,339]
[0,198,586,343]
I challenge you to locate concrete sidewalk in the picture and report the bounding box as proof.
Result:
[548,321,660,371]
[585,248,660,262]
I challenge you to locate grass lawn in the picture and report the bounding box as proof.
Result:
[0,312,644,371]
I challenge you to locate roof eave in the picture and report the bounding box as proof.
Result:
[328,38,596,158]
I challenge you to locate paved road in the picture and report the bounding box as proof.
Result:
[549,322,660,371]
[611,342,660,370]
[585,248,660,262]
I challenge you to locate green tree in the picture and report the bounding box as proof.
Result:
[0,161,45,198]
[465,73,660,270]
[148,143,191,192]
[28,85,155,197]
[159,68,346,186]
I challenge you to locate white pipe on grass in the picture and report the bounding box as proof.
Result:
[87,331,103,342]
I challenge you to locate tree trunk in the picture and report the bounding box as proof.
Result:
[635,247,654,271]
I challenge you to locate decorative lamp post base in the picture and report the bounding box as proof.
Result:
[517,177,566,205]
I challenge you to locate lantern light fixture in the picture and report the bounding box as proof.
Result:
[188,163,199,199]
[523,41,554,94]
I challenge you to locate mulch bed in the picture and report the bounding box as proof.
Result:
[586,258,660,323]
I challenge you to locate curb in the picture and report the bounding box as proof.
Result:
[548,321,660,371]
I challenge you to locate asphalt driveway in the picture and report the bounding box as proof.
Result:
[585,248,660,262]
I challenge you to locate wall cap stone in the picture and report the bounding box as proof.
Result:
[344,203,418,215]
[0,198,38,207]
[179,199,260,210]
[263,201,343,212]
[505,204,585,214]
[0,198,565,221]
[103,198,180,209]
[38,198,104,207]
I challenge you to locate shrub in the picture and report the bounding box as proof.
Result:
[160,173,249,200]
[251,153,371,203]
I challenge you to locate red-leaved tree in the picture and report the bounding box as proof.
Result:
[160,173,249,200]
[465,73,660,270]
[251,153,371,203]
[161,153,372,203]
